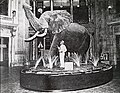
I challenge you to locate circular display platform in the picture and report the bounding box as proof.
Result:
[20,65,113,91]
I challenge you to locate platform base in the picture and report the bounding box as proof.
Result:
[20,66,113,91]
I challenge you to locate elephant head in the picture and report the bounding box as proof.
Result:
[23,3,72,41]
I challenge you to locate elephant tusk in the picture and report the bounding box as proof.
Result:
[24,28,47,41]
[37,28,47,37]
[24,31,39,41]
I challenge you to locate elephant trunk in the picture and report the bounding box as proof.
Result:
[23,3,48,42]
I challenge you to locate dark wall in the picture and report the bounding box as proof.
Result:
[0,0,8,15]
[73,6,89,24]
[116,0,120,14]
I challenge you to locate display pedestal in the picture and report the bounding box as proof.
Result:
[20,65,113,91]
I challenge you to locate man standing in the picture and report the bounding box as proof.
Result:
[58,40,67,69]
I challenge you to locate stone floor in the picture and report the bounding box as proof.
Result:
[0,66,120,93]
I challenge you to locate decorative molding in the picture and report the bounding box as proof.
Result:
[107,20,120,26]
[0,15,18,29]
[0,22,18,29]
[115,32,120,35]
[0,15,12,21]
[15,51,26,55]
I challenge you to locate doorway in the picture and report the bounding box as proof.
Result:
[116,35,120,70]
[0,37,9,67]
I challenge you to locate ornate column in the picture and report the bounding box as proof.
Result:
[10,27,17,67]
[0,38,4,62]
[32,0,38,60]
[70,0,73,21]
[50,0,54,11]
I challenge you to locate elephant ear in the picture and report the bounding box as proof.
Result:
[39,10,73,33]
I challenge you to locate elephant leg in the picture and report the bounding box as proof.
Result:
[49,34,60,57]
[84,49,89,64]
[78,33,90,56]
[77,33,90,63]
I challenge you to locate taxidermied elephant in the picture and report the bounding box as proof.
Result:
[23,3,91,58]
